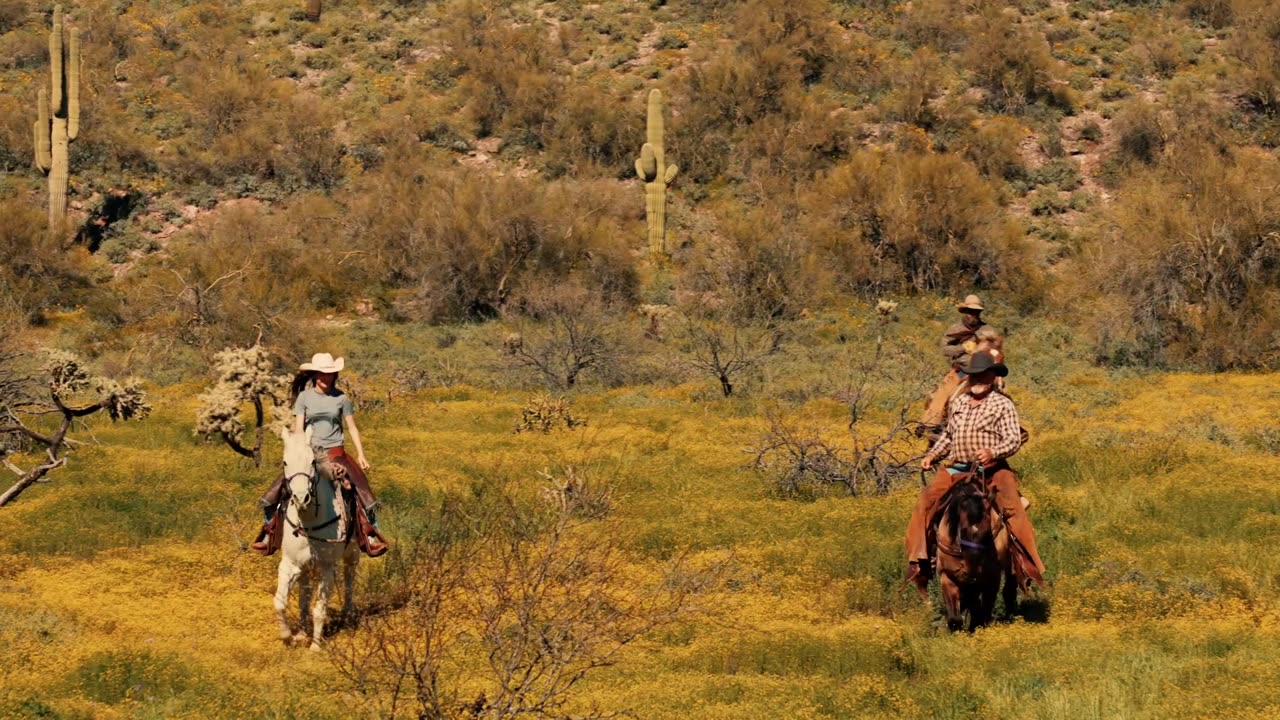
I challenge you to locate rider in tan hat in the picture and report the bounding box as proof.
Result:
[920,295,988,439]
[251,353,389,557]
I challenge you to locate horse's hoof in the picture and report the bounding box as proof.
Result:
[309,642,323,653]
[292,631,308,645]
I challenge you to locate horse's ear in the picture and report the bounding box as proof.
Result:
[304,425,313,443]
[280,426,291,444]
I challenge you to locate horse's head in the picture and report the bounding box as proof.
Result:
[949,477,995,554]
[282,426,316,509]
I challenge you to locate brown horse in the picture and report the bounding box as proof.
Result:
[933,473,1016,632]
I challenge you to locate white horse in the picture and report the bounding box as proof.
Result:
[274,426,360,650]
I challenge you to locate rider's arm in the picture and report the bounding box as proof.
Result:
[292,390,306,434]
[925,432,952,465]
[344,413,369,469]
[941,334,965,362]
[990,399,1022,459]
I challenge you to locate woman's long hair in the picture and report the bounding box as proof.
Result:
[289,370,342,404]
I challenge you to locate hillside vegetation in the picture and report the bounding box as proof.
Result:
[1,0,1279,373]
[3,1,1280,718]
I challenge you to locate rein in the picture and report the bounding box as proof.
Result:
[937,466,998,558]
[284,466,350,544]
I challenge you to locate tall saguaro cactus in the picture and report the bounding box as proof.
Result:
[635,89,678,257]
[33,4,80,234]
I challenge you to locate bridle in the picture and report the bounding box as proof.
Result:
[937,466,1000,558]
[283,467,344,542]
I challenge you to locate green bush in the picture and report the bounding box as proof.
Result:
[964,116,1030,182]
[1079,148,1280,369]
[1113,97,1165,165]
[801,150,1038,298]
[962,5,1075,114]
[340,160,637,322]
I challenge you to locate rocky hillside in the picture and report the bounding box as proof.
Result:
[1,0,1279,374]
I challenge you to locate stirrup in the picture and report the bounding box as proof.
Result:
[362,537,388,558]
[250,524,272,555]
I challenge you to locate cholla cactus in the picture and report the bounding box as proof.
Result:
[195,345,291,467]
[514,394,585,434]
[33,5,81,234]
[635,89,678,257]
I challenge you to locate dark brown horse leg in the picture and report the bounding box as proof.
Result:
[973,579,998,630]
[1002,568,1018,617]
[939,573,963,632]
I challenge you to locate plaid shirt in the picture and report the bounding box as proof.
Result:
[926,391,1022,464]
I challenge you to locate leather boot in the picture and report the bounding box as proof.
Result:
[251,511,281,556]
[907,561,931,601]
[355,506,388,558]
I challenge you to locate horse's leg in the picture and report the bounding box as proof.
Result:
[311,557,336,651]
[273,560,302,645]
[295,570,313,645]
[1003,566,1018,618]
[342,544,359,625]
[973,575,997,630]
[939,573,963,632]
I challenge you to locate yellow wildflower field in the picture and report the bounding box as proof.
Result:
[2,371,1280,719]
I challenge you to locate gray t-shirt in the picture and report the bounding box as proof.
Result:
[293,387,354,450]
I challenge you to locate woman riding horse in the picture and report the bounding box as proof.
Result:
[252,353,389,558]
[906,351,1045,598]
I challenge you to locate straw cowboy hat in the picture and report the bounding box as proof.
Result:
[300,353,344,373]
[956,294,985,312]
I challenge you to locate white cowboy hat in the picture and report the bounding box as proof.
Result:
[956,294,985,312]
[300,353,344,373]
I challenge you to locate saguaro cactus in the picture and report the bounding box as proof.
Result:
[635,89,678,257]
[33,4,80,234]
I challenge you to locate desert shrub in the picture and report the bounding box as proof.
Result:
[1112,97,1166,165]
[0,0,28,35]
[894,0,968,53]
[1228,3,1280,112]
[1099,79,1135,100]
[120,205,316,352]
[670,298,784,396]
[751,404,920,499]
[445,0,562,144]
[502,283,623,390]
[1182,0,1233,27]
[801,150,1035,297]
[734,90,852,180]
[544,80,644,178]
[964,115,1030,181]
[344,160,636,322]
[962,5,1074,114]
[1080,149,1280,369]
[670,0,843,183]
[879,48,946,128]
[271,94,346,189]
[0,200,96,323]
[680,204,819,320]
[0,96,31,172]
[1079,120,1104,141]
[1029,186,1069,215]
[1031,157,1083,190]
